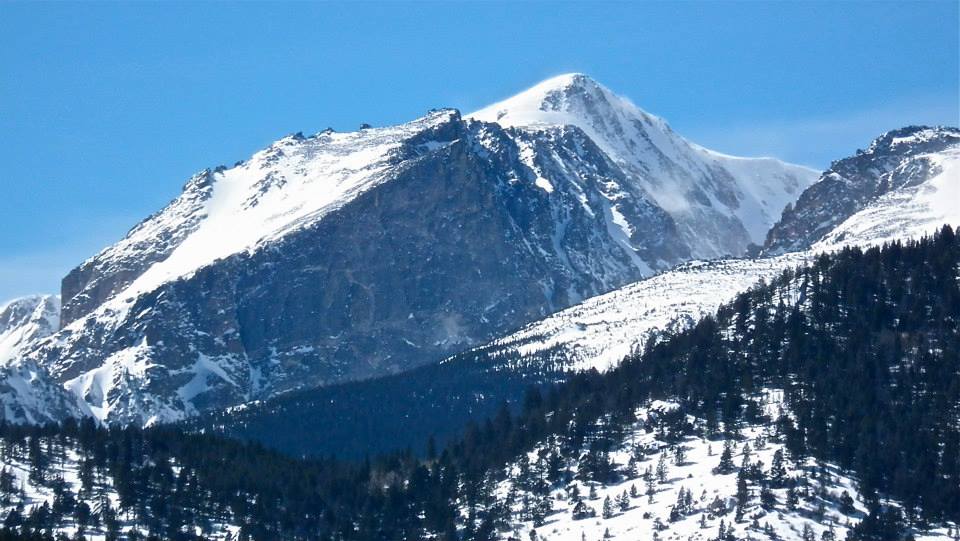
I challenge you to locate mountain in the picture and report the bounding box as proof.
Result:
[197,125,959,459]
[17,75,816,426]
[442,124,960,382]
[470,74,817,258]
[763,126,960,253]
[1,233,955,541]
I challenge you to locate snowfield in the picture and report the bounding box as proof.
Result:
[452,253,811,373]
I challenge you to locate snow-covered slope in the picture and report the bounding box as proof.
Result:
[0,360,87,424]
[471,74,819,258]
[764,126,960,254]
[446,253,810,374]
[0,295,87,423]
[59,111,461,327]
[0,295,59,365]
[0,435,240,540]
[476,394,951,541]
[815,146,960,250]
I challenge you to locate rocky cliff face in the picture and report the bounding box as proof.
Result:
[17,76,816,425]
[0,295,60,364]
[0,295,85,424]
[763,126,960,254]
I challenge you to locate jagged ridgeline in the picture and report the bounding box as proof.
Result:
[0,230,956,540]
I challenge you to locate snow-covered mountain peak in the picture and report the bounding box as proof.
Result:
[469,73,663,132]
[764,124,959,254]
[473,75,819,256]
[15,79,819,426]
[864,125,960,156]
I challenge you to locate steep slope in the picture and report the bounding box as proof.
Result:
[763,126,960,254]
[0,295,59,365]
[0,361,87,425]
[13,76,816,426]
[470,74,819,258]
[0,296,82,424]
[30,112,671,425]
[814,145,960,250]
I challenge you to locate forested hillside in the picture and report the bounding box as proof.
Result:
[0,229,955,541]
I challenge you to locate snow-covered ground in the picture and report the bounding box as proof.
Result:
[0,436,240,540]
[481,392,955,541]
[455,253,810,373]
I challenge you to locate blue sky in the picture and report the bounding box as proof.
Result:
[1,1,957,302]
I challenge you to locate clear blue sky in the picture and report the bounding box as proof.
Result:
[1,1,957,301]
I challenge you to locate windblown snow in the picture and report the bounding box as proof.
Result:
[470,74,819,256]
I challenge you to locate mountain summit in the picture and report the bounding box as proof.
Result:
[471,74,819,256]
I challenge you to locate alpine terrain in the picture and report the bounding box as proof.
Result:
[12,74,816,426]
[190,124,960,460]
[0,71,957,541]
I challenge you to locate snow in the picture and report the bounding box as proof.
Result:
[484,390,952,541]
[0,295,59,365]
[0,437,241,540]
[107,109,458,309]
[462,253,809,373]
[469,73,819,255]
[814,148,960,251]
[889,128,949,147]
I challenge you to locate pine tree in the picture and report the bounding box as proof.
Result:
[571,500,594,520]
[786,487,799,510]
[715,441,736,474]
[760,485,776,509]
[769,449,787,487]
[839,491,855,515]
[735,470,749,521]
[656,452,669,483]
[602,495,615,519]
